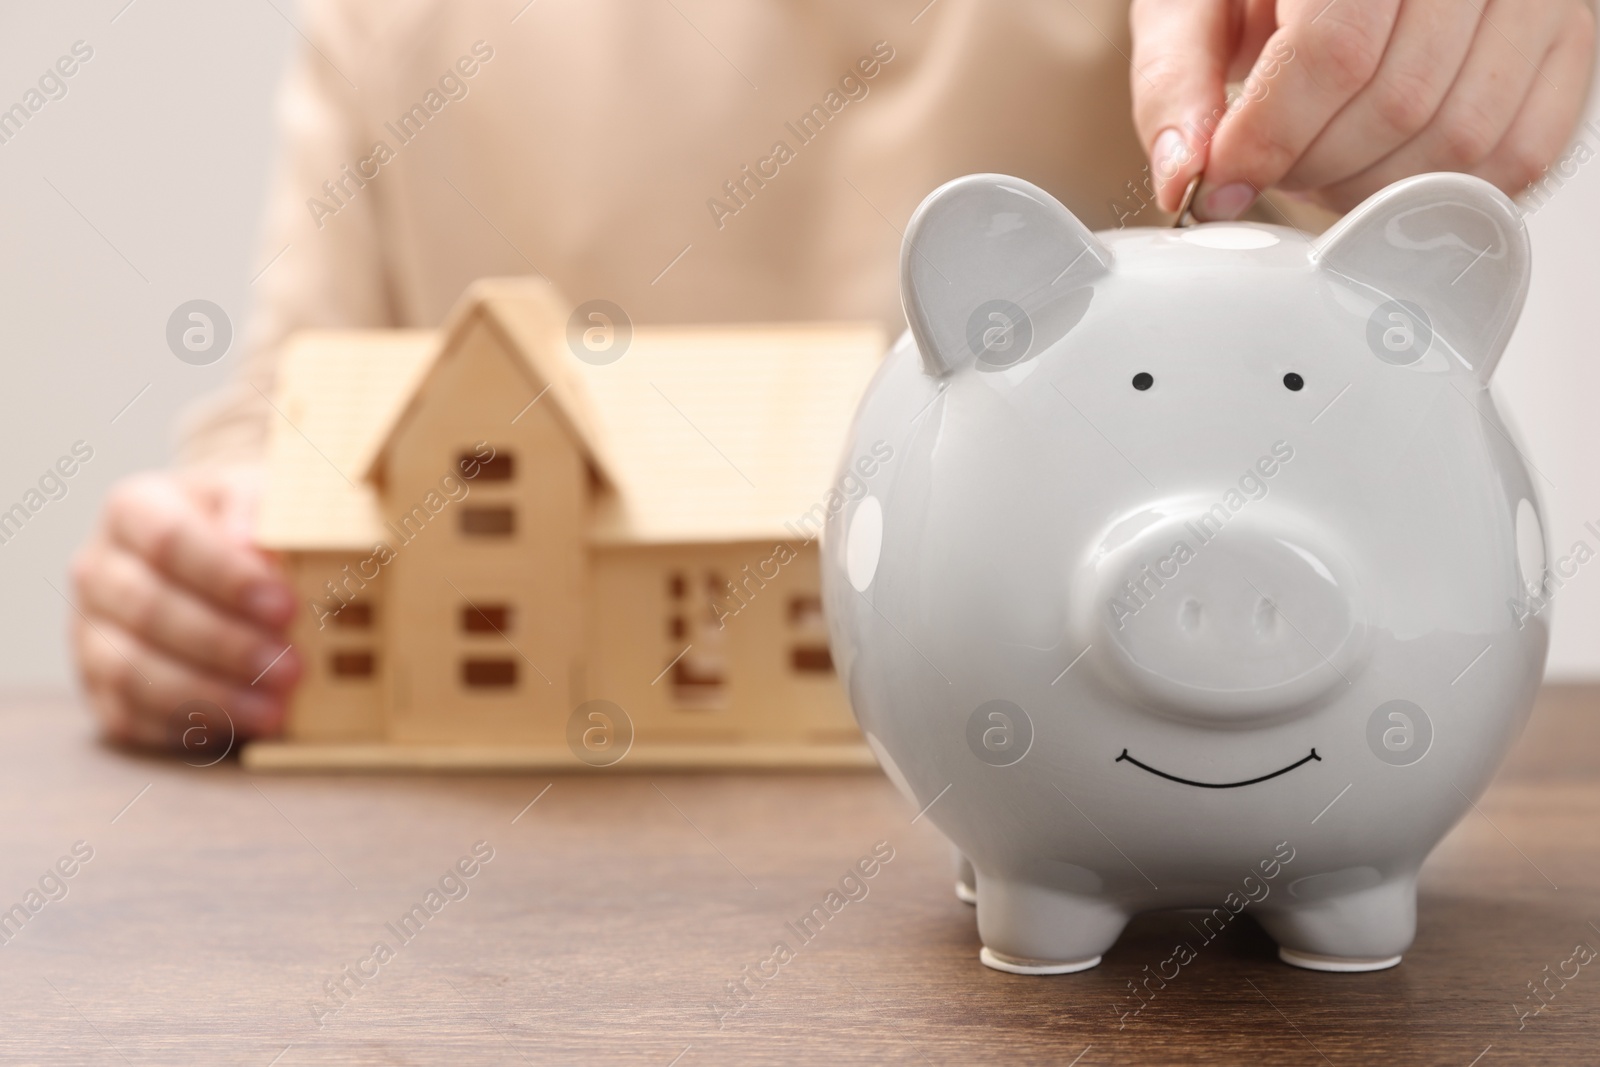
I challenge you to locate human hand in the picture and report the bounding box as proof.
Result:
[1130,0,1596,218]
[69,467,300,751]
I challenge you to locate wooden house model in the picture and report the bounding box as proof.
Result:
[242,278,884,770]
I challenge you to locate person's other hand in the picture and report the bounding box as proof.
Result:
[70,467,300,751]
[1130,0,1596,218]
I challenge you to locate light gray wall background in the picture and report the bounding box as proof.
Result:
[0,1,292,689]
[0,3,1596,688]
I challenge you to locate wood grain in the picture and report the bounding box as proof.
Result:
[2,685,1599,1065]
[241,739,877,771]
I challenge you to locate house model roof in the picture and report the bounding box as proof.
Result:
[257,278,887,550]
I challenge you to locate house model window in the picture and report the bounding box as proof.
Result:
[328,602,376,680]
[462,604,512,633]
[460,506,515,536]
[462,658,518,688]
[466,451,514,481]
[788,595,832,673]
[333,602,374,628]
[331,650,375,678]
[247,278,885,769]
[668,571,727,709]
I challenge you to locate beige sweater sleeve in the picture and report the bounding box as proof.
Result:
[175,5,396,469]
[174,0,1343,474]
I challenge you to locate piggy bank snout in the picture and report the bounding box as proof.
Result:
[1086,513,1367,725]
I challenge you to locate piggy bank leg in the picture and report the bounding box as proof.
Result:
[955,852,977,905]
[975,874,1126,974]
[1255,873,1415,972]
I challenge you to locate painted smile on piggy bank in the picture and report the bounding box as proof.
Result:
[822,171,1549,976]
[1115,747,1321,789]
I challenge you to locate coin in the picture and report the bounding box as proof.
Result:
[1172,174,1201,228]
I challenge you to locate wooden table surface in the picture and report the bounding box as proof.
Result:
[4,686,1600,1066]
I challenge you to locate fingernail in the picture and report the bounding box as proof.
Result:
[244,583,295,626]
[1151,127,1192,186]
[1199,182,1255,221]
[251,644,300,687]
[233,689,281,724]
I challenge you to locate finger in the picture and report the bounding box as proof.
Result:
[182,465,265,545]
[73,614,286,749]
[1281,0,1479,190]
[73,541,301,690]
[1129,0,1234,211]
[1197,0,1403,219]
[1315,0,1571,210]
[1470,4,1596,196]
[177,468,232,518]
[81,677,165,749]
[1225,0,1282,82]
[72,615,183,748]
[103,474,294,628]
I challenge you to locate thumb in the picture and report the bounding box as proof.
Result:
[1128,0,1233,212]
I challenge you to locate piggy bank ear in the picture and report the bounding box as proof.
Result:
[1312,172,1530,381]
[902,174,1111,377]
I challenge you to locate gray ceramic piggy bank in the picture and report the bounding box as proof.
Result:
[822,172,1548,974]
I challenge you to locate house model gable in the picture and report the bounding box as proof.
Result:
[357,278,623,496]
[245,277,886,771]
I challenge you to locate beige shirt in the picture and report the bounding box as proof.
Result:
[181,0,1326,465]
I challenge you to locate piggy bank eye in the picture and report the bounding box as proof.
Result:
[1132,372,1154,391]
[1283,372,1304,391]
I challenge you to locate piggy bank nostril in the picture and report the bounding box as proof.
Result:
[1178,597,1202,634]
